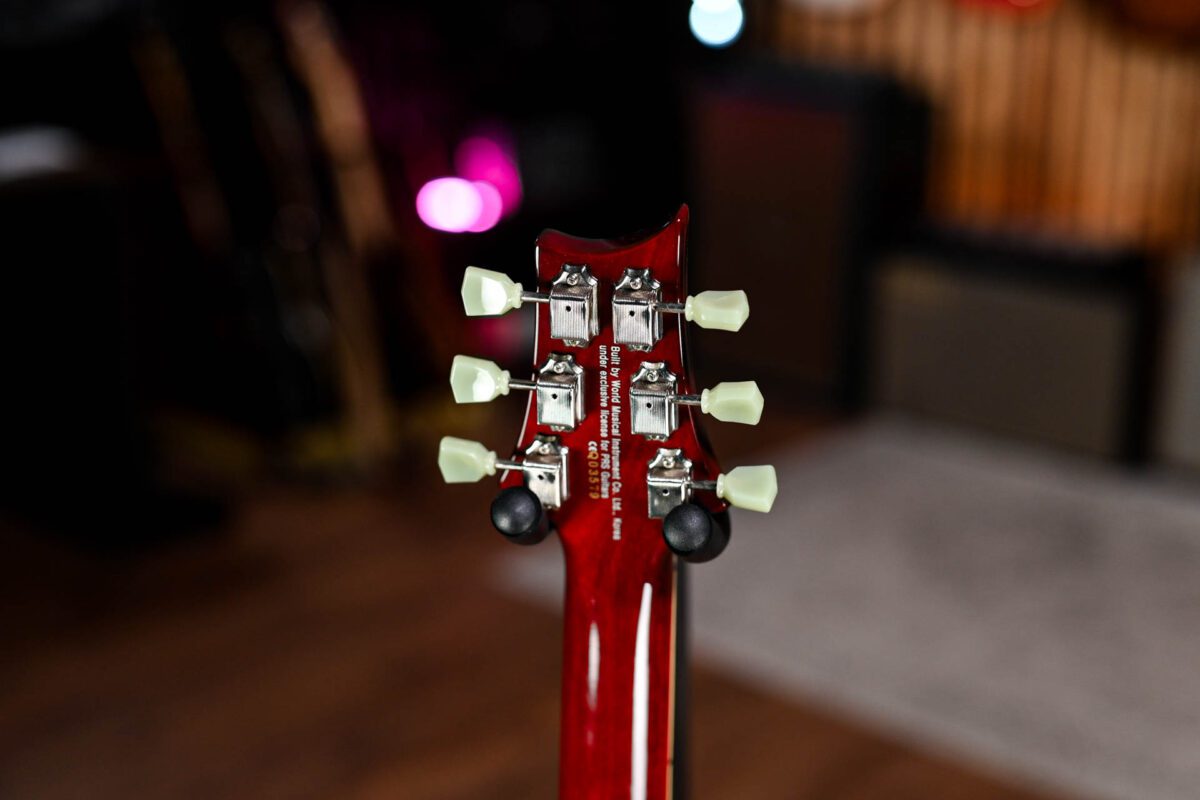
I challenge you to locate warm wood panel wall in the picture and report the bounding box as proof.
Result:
[774,0,1200,256]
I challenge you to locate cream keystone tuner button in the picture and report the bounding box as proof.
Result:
[437,436,497,483]
[461,267,525,316]
[449,356,511,403]
[684,290,750,332]
[699,381,764,425]
[715,465,778,513]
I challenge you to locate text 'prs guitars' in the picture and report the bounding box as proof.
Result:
[438,206,777,800]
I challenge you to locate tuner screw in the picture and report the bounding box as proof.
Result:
[461,267,525,316]
[700,381,764,425]
[684,290,750,332]
[449,355,511,403]
[715,465,778,513]
[437,436,498,483]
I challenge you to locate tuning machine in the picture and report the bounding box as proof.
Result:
[612,267,749,350]
[460,264,599,347]
[450,353,585,430]
[630,362,763,439]
[647,447,775,562]
[438,433,570,509]
[645,448,776,518]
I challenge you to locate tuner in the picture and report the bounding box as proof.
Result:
[438,433,569,508]
[461,264,599,346]
[646,448,777,518]
[612,267,750,350]
[630,362,764,439]
[450,353,585,430]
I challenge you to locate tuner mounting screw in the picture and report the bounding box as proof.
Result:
[567,272,580,286]
[630,278,642,290]
[647,370,659,382]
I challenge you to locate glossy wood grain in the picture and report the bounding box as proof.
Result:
[499,206,723,800]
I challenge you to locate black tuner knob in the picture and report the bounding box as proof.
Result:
[662,503,732,563]
[490,486,551,546]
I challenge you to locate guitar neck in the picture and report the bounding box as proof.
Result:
[558,541,682,800]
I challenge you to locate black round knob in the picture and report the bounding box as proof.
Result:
[490,486,550,545]
[662,503,732,563]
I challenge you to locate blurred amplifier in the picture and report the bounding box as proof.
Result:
[688,63,929,410]
[871,230,1154,461]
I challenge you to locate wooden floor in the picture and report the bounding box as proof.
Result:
[0,423,1073,799]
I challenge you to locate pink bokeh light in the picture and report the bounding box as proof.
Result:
[466,181,503,233]
[415,177,483,233]
[455,135,522,217]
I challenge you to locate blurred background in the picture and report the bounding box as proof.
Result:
[4,0,1200,797]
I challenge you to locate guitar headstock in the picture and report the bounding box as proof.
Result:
[438,205,776,562]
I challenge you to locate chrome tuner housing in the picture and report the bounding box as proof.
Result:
[535,354,585,431]
[630,362,679,439]
[646,448,694,518]
[612,267,663,350]
[548,264,599,346]
[522,434,570,509]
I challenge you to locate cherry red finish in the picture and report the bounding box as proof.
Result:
[499,206,725,800]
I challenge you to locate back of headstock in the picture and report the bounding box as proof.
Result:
[439,205,775,560]
[437,205,776,800]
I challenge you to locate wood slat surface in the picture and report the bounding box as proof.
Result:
[775,0,1200,256]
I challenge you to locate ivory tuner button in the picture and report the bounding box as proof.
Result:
[449,355,511,403]
[684,290,749,332]
[716,465,778,513]
[437,436,498,483]
[461,267,524,316]
[699,381,764,425]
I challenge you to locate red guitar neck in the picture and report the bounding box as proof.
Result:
[558,539,680,800]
